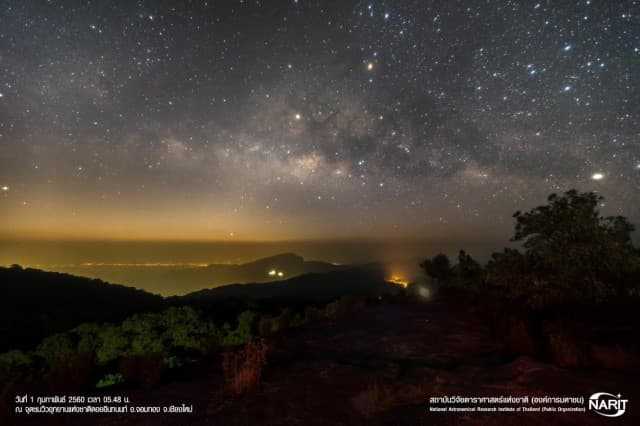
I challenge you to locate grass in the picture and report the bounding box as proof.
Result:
[222,339,269,395]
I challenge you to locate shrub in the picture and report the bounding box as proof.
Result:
[222,339,268,395]
[96,373,124,388]
[0,350,33,383]
[37,333,76,367]
[73,323,103,354]
[97,306,221,367]
[164,306,220,351]
[221,310,256,346]
[96,325,129,365]
[122,313,165,355]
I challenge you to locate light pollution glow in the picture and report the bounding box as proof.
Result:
[0,1,638,254]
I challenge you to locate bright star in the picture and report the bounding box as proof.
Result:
[294,113,301,120]
[367,62,374,71]
[591,173,604,180]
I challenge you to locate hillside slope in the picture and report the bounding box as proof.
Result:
[0,266,164,351]
[173,265,399,307]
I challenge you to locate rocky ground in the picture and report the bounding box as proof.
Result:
[8,296,640,425]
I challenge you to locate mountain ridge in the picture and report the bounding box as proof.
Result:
[0,259,398,351]
[47,252,345,295]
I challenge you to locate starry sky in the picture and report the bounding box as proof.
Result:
[0,0,639,244]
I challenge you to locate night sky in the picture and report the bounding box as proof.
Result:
[0,0,638,243]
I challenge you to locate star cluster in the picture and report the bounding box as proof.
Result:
[0,0,638,241]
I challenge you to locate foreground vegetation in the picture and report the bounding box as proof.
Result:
[0,296,366,389]
[416,190,640,371]
[419,190,640,307]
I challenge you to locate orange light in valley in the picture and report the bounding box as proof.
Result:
[388,275,409,288]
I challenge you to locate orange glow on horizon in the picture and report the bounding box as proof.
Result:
[388,275,409,287]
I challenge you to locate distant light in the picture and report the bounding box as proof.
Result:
[417,287,431,298]
[591,173,604,180]
[367,62,374,71]
[1,186,8,191]
[563,44,572,52]
[268,269,284,278]
[294,113,301,120]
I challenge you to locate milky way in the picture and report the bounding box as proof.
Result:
[0,0,638,241]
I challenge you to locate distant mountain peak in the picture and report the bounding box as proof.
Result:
[244,253,303,265]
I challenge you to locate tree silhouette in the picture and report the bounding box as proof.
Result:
[456,250,484,287]
[491,190,639,302]
[420,253,454,286]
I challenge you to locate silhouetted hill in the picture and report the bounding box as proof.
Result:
[172,265,400,308]
[0,266,165,351]
[0,262,397,352]
[50,253,344,295]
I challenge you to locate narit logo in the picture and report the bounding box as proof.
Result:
[588,392,628,417]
